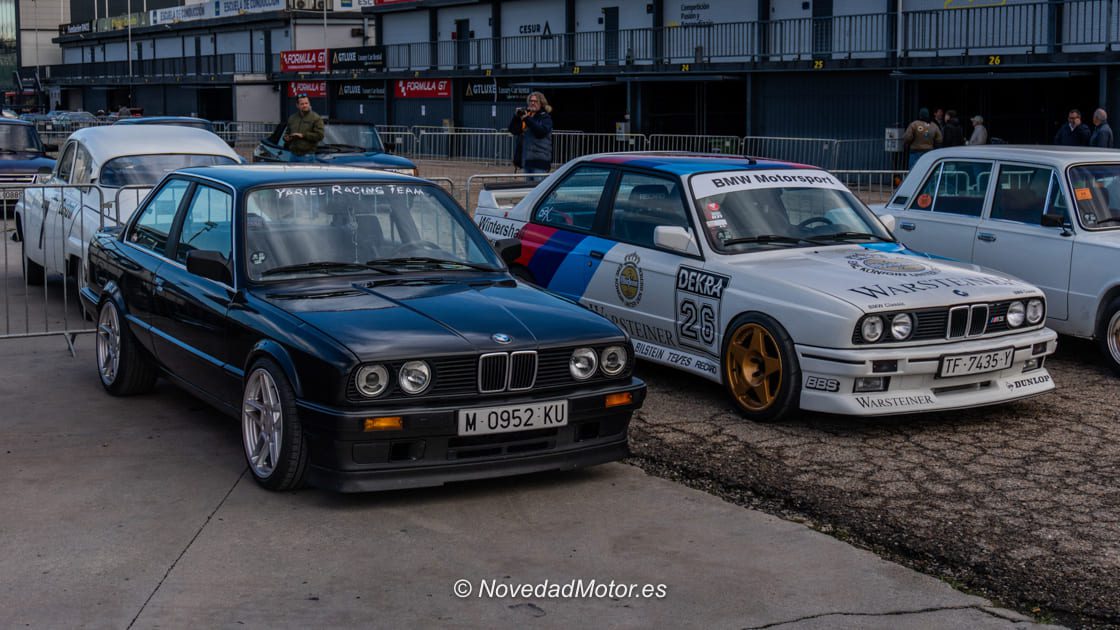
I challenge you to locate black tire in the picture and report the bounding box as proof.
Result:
[24,255,44,286]
[721,312,801,422]
[1097,297,1120,376]
[242,359,310,491]
[96,299,158,396]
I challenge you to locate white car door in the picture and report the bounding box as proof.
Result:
[892,159,994,262]
[972,164,1074,321]
[585,171,699,366]
[34,141,76,275]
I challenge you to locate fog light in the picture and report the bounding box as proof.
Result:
[605,392,633,408]
[853,376,889,393]
[364,416,403,431]
[1032,342,1048,356]
[1022,358,1040,372]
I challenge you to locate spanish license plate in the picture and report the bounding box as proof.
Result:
[938,347,1014,378]
[457,400,568,436]
[0,189,21,200]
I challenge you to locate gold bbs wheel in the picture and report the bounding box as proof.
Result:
[722,314,800,422]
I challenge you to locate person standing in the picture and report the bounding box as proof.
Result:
[967,115,989,145]
[284,94,325,160]
[1090,108,1113,148]
[1054,109,1091,146]
[941,110,966,147]
[508,91,554,174]
[933,107,946,132]
[902,108,942,169]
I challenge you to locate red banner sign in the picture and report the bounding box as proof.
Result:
[288,81,327,98]
[280,49,328,73]
[394,79,451,99]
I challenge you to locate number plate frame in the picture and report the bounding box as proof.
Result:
[457,400,568,436]
[937,347,1015,378]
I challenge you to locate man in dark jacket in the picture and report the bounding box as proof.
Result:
[941,110,966,147]
[508,91,553,174]
[1054,109,1091,146]
[1091,108,1114,148]
[285,94,325,158]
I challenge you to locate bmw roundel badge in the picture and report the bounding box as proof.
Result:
[492,333,512,344]
[953,289,970,297]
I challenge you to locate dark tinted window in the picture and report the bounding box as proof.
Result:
[175,185,233,265]
[129,179,190,254]
[99,154,237,187]
[990,165,1054,224]
[532,166,611,231]
[609,172,690,249]
[908,161,992,217]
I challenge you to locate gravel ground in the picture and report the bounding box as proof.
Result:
[625,336,1120,628]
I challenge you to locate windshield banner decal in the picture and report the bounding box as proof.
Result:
[691,169,846,199]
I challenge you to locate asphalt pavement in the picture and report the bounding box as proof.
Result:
[0,333,1053,630]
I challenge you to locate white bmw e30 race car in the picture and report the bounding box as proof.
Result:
[474,153,1058,422]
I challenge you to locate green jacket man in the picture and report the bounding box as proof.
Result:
[285,95,325,156]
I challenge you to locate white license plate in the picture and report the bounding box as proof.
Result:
[939,347,1014,378]
[457,400,568,436]
[0,189,21,200]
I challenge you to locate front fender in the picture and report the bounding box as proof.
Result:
[244,339,304,398]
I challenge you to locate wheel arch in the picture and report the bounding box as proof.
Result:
[244,340,304,399]
[719,309,798,386]
[1094,283,1120,340]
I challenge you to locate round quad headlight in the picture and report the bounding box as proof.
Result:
[398,360,431,394]
[354,364,390,397]
[861,315,884,343]
[1026,299,1045,325]
[570,348,598,380]
[600,345,628,376]
[1006,301,1026,327]
[890,313,914,340]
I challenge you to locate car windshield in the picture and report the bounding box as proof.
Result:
[321,124,384,153]
[99,154,238,187]
[1067,164,1120,230]
[689,169,894,253]
[244,182,501,281]
[0,125,42,152]
[136,119,212,131]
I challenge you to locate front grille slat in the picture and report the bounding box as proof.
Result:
[968,304,989,336]
[508,351,538,390]
[478,353,509,393]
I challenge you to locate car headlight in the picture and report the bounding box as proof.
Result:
[570,348,598,380]
[398,360,431,394]
[354,364,389,397]
[1006,301,1026,327]
[890,313,913,340]
[1026,299,1045,325]
[599,345,628,376]
[861,315,884,342]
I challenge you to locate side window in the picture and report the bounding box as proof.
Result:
[128,179,191,254]
[72,146,93,185]
[908,161,992,217]
[990,165,1055,225]
[174,185,233,265]
[56,142,76,182]
[609,172,691,249]
[532,166,612,231]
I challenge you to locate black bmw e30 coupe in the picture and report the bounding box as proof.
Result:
[80,165,645,492]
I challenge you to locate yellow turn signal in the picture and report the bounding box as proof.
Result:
[605,392,633,408]
[364,416,403,431]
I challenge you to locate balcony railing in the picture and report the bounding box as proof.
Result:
[44,0,1120,80]
[47,53,267,80]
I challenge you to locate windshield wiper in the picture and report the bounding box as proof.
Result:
[324,143,369,152]
[812,231,894,242]
[261,261,399,277]
[721,234,820,247]
[1093,216,1120,226]
[365,256,498,271]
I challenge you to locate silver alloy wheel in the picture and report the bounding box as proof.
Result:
[96,303,120,385]
[242,368,283,479]
[1108,309,1120,366]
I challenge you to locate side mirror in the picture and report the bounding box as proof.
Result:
[493,238,522,265]
[878,213,897,233]
[186,249,232,285]
[653,225,697,254]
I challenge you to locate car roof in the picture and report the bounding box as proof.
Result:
[173,164,428,190]
[67,125,240,165]
[117,116,210,124]
[0,118,33,127]
[900,145,1120,197]
[584,152,819,175]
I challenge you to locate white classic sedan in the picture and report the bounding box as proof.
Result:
[14,125,240,285]
[474,153,1058,422]
[874,145,1120,375]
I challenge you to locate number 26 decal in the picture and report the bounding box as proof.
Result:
[679,299,717,346]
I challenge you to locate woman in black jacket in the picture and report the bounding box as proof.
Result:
[509,91,553,174]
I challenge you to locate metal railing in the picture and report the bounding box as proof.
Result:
[47,53,267,80]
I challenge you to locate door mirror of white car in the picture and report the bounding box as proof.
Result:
[654,225,698,254]
[878,214,897,233]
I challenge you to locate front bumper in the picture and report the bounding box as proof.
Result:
[296,378,645,492]
[796,327,1057,415]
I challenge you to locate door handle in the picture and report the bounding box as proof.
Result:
[977,232,997,242]
[899,221,916,231]
[589,250,605,259]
